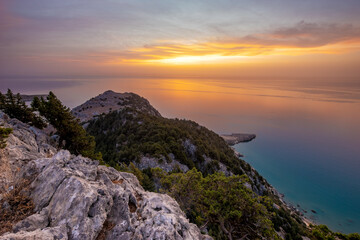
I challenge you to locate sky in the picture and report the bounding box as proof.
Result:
[0,0,360,83]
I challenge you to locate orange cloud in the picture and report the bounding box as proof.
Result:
[104,21,360,65]
[106,41,359,65]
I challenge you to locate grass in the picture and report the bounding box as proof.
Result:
[0,179,35,235]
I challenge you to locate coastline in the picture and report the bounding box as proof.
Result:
[230,138,315,229]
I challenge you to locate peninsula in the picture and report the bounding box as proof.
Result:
[221,133,256,145]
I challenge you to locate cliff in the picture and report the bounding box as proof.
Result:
[0,112,211,240]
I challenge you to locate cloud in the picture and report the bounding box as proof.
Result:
[102,21,360,64]
[240,21,360,47]
[0,1,25,31]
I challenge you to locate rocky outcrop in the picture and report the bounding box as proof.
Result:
[135,156,190,173]
[0,112,211,240]
[72,90,161,122]
[0,111,56,193]
[0,151,211,240]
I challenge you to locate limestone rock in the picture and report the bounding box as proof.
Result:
[0,112,211,239]
[2,225,68,240]
[0,111,56,193]
[135,155,189,173]
[0,150,212,240]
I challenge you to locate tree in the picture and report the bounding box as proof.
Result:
[32,92,101,160]
[0,89,46,129]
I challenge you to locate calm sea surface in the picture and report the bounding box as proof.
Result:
[2,77,360,233]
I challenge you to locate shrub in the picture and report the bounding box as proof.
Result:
[0,127,12,149]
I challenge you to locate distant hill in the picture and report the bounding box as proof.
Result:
[20,94,47,102]
[72,90,161,122]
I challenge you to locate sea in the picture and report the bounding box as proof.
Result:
[1,77,360,233]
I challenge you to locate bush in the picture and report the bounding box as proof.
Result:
[0,127,12,149]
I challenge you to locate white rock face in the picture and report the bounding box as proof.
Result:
[0,151,212,240]
[0,112,56,193]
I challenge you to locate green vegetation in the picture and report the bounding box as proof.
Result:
[159,168,278,239]
[114,162,156,192]
[116,163,360,240]
[31,92,101,160]
[0,89,46,129]
[0,127,12,149]
[87,108,250,176]
[310,225,360,240]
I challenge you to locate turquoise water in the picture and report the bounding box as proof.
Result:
[234,127,360,233]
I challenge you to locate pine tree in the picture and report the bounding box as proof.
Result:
[32,92,101,160]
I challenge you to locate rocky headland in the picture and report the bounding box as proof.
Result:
[220,133,256,145]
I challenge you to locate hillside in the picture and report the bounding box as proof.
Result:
[83,92,277,197]
[86,107,252,177]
